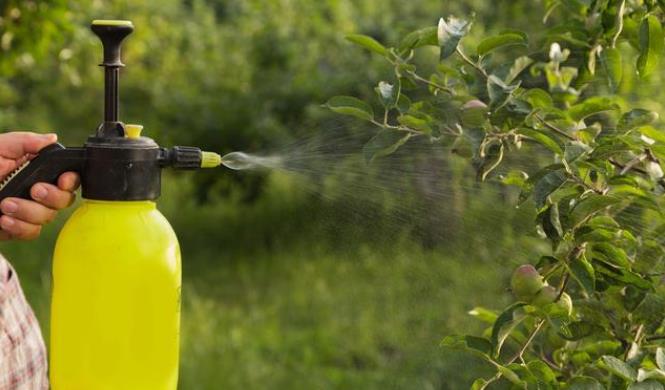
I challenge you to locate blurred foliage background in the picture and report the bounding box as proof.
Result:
[0,0,588,388]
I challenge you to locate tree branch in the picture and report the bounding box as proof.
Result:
[456,47,489,78]
[609,158,665,187]
[611,0,626,48]
[534,114,577,141]
[407,71,455,94]
[507,319,546,364]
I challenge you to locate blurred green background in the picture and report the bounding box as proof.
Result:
[0,1,553,388]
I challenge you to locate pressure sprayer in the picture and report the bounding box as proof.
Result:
[0,20,222,389]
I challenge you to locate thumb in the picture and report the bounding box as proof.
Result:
[0,132,58,159]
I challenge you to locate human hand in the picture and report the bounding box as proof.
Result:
[0,132,80,240]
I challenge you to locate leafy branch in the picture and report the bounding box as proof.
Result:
[330,4,665,388]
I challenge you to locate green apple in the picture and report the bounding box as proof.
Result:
[532,285,557,306]
[460,99,489,128]
[557,292,573,315]
[510,264,544,302]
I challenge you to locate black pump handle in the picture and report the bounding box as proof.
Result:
[90,20,133,67]
[90,20,134,137]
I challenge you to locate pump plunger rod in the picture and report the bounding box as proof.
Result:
[90,20,134,138]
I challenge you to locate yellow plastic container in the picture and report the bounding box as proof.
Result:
[50,199,181,390]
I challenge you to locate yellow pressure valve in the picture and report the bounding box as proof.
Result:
[125,124,143,139]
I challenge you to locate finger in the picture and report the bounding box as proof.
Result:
[31,182,76,210]
[0,198,57,225]
[57,172,81,192]
[0,154,30,177]
[0,215,41,240]
[0,132,57,159]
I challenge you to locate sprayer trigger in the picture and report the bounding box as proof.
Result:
[0,160,31,191]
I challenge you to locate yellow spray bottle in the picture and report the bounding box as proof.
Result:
[0,20,221,389]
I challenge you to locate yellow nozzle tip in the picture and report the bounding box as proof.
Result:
[201,152,222,168]
[92,20,134,27]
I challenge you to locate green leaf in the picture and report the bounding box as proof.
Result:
[568,97,620,122]
[628,380,664,390]
[549,310,574,339]
[345,34,388,56]
[600,47,623,91]
[398,77,417,92]
[601,355,637,381]
[587,46,598,76]
[362,129,411,163]
[596,264,652,290]
[396,94,411,113]
[440,334,492,356]
[561,66,579,88]
[575,226,617,244]
[566,376,604,389]
[490,302,526,356]
[518,128,563,155]
[487,75,519,110]
[564,141,591,162]
[546,64,578,92]
[638,369,665,383]
[657,348,665,371]
[522,88,553,108]
[439,334,464,348]
[570,195,621,227]
[501,170,528,187]
[641,126,665,144]
[635,294,665,328]
[464,335,492,355]
[558,321,602,341]
[398,26,438,55]
[438,16,471,60]
[325,96,374,121]
[592,242,631,269]
[536,255,559,269]
[499,28,528,41]
[468,307,498,324]
[624,285,647,312]
[526,360,557,384]
[470,378,488,390]
[618,109,660,132]
[637,15,663,78]
[477,33,527,56]
[519,164,565,204]
[533,169,568,208]
[570,255,595,293]
[497,364,523,385]
[397,114,432,134]
[591,138,633,159]
[540,203,563,242]
[505,56,534,84]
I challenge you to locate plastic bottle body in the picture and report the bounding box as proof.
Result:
[50,200,181,390]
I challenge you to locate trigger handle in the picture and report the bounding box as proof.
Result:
[0,144,85,204]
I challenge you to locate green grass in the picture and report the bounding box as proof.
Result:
[179,245,504,389]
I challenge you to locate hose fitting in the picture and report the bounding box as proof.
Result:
[160,147,222,169]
